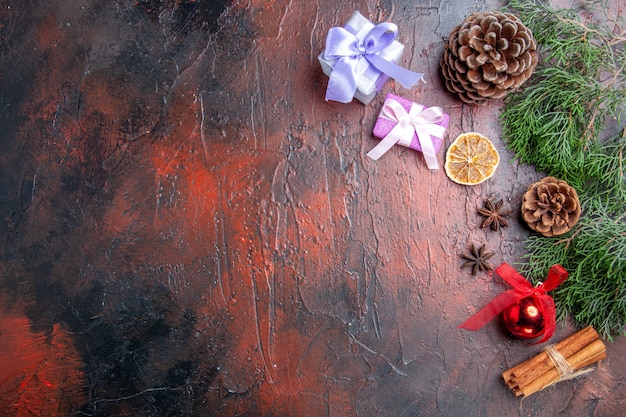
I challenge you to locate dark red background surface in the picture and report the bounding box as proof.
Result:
[1,0,625,416]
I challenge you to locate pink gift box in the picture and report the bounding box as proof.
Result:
[372,93,449,154]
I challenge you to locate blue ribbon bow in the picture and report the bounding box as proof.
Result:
[323,21,423,103]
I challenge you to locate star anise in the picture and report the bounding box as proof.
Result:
[460,243,495,275]
[478,198,511,231]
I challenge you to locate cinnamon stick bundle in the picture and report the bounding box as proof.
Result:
[502,326,606,397]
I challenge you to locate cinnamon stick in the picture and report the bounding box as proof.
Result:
[502,326,598,389]
[516,338,606,397]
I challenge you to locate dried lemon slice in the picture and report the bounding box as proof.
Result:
[444,132,500,185]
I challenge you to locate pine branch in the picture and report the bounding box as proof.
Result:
[503,0,626,339]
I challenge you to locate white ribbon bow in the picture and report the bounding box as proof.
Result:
[367,99,446,169]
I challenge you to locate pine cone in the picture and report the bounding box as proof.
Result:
[521,177,581,237]
[441,11,538,104]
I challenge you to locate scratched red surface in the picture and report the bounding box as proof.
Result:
[1,0,625,416]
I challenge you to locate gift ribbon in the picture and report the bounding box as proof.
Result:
[323,22,424,103]
[459,263,569,344]
[366,98,446,169]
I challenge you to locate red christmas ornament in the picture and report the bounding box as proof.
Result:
[501,296,545,339]
[459,263,568,343]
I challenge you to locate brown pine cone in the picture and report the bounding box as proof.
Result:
[441,11,538,104]
[521,177,581,237]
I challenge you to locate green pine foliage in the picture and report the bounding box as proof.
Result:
[501,0,626,340]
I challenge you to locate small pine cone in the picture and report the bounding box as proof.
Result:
[521,177,581,237]
[440,11,538,105]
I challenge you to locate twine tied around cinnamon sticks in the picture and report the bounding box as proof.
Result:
[502,326,606,397]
